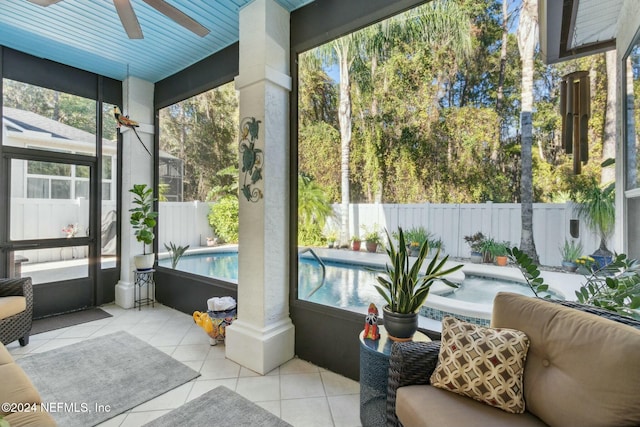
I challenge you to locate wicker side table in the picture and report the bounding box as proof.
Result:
[359,325,430,427]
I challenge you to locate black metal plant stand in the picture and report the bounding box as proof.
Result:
[134,269,155,311]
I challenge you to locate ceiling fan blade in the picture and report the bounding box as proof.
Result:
[141,0,210,37]
[26,0,62,6]
[114,0,143,39]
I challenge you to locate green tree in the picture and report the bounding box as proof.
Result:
[298,175,334,245]
[159,83,238,201]
[208,195,239,243]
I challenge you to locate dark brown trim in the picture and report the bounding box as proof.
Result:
[1,46,120,105]
[289,0,433,380]
[291,0,429,52]
[154,43,239,110]
[557,0,616,61]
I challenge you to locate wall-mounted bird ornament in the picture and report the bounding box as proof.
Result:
[113,106,152,156]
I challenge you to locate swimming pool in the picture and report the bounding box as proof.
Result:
[159,250,560,321]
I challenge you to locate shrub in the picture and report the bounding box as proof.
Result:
[208,196,239,243]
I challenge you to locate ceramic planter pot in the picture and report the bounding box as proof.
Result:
[366,241,378,253]
[352,241,361,251]
[134,253,155,271]
[562,261,578,272]
[591,254,612,269]
[382,306,418,341]
[470,251,483,263]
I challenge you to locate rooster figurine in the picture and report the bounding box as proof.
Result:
[113,106,152,156]
[364,303,380,340]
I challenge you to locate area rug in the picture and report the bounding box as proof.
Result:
[31,307,113,335]
[144,385,292,427]
[17,331,200,427]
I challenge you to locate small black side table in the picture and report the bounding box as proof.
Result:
[359,325,430,427]
[134,269,155,311]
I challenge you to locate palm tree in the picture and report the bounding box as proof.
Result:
[298,175,334,245]
[516,0,539,263]
[312,34,359,246]
[309,1,472,245]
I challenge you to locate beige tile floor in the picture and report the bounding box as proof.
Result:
[6,303,362,427]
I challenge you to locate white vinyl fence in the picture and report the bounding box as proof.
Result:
[326,202,605,267]
[10,199,605,267]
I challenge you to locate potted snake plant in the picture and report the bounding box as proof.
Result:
[374,227,463,340]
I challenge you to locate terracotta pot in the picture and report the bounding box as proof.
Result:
[495,255,508,266]
[366,241,378,253]
[352,241,361,251]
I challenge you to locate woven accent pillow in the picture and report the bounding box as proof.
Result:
[430,316,530,413]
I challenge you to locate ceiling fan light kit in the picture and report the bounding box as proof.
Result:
[27,0,209,39]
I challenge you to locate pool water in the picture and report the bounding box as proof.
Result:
[159,252,557,315]
[159,252,238,281]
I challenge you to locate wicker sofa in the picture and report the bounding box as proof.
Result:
[387,292,640,427]
[0,277,33,346]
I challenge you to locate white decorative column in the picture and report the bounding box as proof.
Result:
[225,0,294,374]
[115,76,155,309]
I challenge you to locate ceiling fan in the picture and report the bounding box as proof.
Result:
[27,0,210,39]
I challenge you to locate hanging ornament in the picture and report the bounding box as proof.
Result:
[560,71,590,174]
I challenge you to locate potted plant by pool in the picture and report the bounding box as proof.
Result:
[374,227,463,341]
[129,183,158,271]
[325,229,338,248]
[559,239,582,272]
[351,235,362,251]
[574,181,615,268]
[403,227,430,257]
[489,240,510,266]
[363,225,381,253]
[478,237,495,263]
[464,232,486,263]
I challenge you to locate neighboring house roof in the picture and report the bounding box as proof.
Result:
[2,106,114,146]
[2,106,179,160]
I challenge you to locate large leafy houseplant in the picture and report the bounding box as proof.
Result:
[129,184,157,269]
[508,247,640,320]
[375,227,462,314]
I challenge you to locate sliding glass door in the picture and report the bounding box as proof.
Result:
[0,71,119,316]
